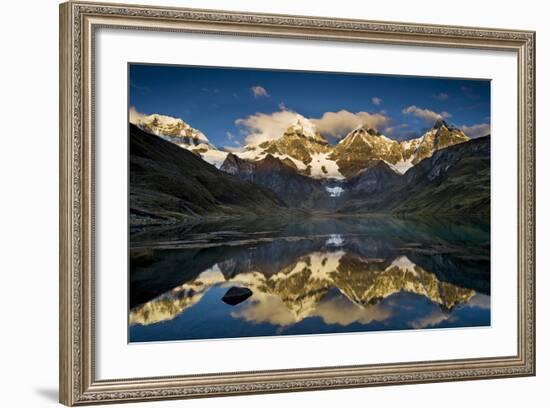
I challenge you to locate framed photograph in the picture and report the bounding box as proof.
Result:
[59,1,536,405]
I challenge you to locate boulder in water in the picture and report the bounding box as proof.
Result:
[222,286,253,306]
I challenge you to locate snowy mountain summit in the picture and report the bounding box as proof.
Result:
[132,113,228,168]
[135,113,211,147]
[284,119,329,145]
[131,112,472,178]
[245,120,343,179]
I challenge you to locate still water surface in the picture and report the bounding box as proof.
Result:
[129,216,490,342]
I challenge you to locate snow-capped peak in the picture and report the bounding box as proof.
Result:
[284,119,328,144]
[338,125,397,147]
[386,255,418,275]
[136,113,211,145]
[132,113,229,168]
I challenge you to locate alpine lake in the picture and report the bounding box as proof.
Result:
[128,215,490,342]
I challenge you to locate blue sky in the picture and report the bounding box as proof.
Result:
[129,63,491,148]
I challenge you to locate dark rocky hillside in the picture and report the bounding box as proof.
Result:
[339,136,491,217]
[220,153,328,208]
[129,124,289,225]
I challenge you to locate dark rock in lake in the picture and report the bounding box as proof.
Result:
[222,286,253,306]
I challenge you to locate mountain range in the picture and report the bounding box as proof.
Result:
[130,113,490,222]
[133,113,471,177]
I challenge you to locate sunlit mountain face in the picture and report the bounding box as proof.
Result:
[129,217,490,342]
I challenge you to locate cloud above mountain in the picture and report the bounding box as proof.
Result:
[402,105,451,123]
[460,123,491,138]
[384,123,409,134]
[129,106,146,124]
[311,110,390,138]
[236,110,309,145]
[236,109,391,145]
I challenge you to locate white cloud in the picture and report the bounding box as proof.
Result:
[433,92,449,101]
[250,85,269,98]
[311,110,390,139]
[410,310,453,329]
[129,106,146,124]
[236,110,307,145]
[223,139,242,151]
[236,108,391,145]
[384,123,409,135]
[231,292,297,326]
[402,105,451,123]
[371,96,383,105]
[224,145,244,153]
[278,102,287,110]
[232,288,392,327]
[226,131,234,141]
[460,123,491,138]
[467,293,491,309]
[313,296,392,326]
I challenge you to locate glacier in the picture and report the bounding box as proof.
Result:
[325,186,344,197]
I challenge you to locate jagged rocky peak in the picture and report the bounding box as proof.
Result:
[339,126,374,145]
[220,152,296,177]
[132,113,230,168]
[136,113,210,146]
[283,119,329,145]
[369,159,399,172]
[432,118,449,130]
[429,118,468,141]
[431,119,469,146]
[351,159,396,176]
[354,125,382,136]
[338,125,396,149]
[431,118,461,132]
[331,125,404,178]
[261,153,288,167]
[218,152,241,174]
[405,118,470,165]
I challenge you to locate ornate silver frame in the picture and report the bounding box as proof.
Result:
[59,1,536,405]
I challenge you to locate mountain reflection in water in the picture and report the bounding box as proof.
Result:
[129,217,490,342]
